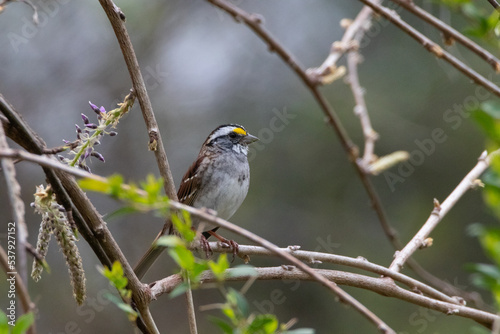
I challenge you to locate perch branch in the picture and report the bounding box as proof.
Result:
[390,150,498,272]
[150,267,498,328]
[191,242,462,305]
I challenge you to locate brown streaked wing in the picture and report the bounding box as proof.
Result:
[177,155,204,206]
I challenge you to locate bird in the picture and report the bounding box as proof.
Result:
[134,124,259,279]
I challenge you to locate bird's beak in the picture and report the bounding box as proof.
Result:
[240,133,259,145]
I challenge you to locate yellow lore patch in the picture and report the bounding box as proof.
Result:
[232,127,247,136]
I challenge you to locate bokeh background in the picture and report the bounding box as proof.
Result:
[1,0,499,332]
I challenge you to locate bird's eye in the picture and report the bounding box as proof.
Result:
[228,132,237,139]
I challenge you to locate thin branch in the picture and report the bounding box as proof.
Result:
[346,49,378,164]
[150,267,498,328]
[390,0,500,72]
[390,150,498,272]
[0,148,97,178]
[306,3,379,82]
[97,0,177,201]
[0,245,37,334]
[358,0,500,98]
[185,277,198,334]
[485,0,500,14]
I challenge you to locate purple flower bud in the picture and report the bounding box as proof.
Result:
[83,147,93,160]
[85,123,98,129]
[94,140,101,146]
[108,131,118,137]
[99,106,106,114]
[62,139,70,144]
[81,113,90,124]
[75,124,82,133]
[30,202,35,208]
[89,101,101,114]
[58,155,65,161]
[78,163,91,173]
[91,151,105,162]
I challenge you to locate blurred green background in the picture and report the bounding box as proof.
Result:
[1,0,499,332]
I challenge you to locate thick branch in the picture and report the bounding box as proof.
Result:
[390,150,497,272]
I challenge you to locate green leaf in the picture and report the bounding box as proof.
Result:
[78,177,111,193]
[156,235,185,248]
[0,310,10,334]
[168,246,195,270]
[104,293,138,321]
[103,206,139,221]
[171,211,196,242]
[247,314,278,333]
[209,254,230,281]
[12,312,34,334]
[101,261,128,290]
[169,281,190,299]
[471,102,500,143]
[227,288,249,318]
[207,316,234,334]
[190,262,210,282]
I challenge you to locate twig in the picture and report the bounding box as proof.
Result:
[307,3,379,81]
[390,150,498,272]
[150,267,498,328]
[390,0,500,72]
[486,0,500,14]
[0,245,37,334]
[97,0,177,201]
[0,123,29,286]
[346,49,378,164]
[185,277,198,334]
[357,0,500,98]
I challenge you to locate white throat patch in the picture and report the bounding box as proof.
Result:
[232,144,249,155]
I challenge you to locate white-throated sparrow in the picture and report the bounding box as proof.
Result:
[134,124,258,279]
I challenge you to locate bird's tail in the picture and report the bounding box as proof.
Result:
[134,221,172,280]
